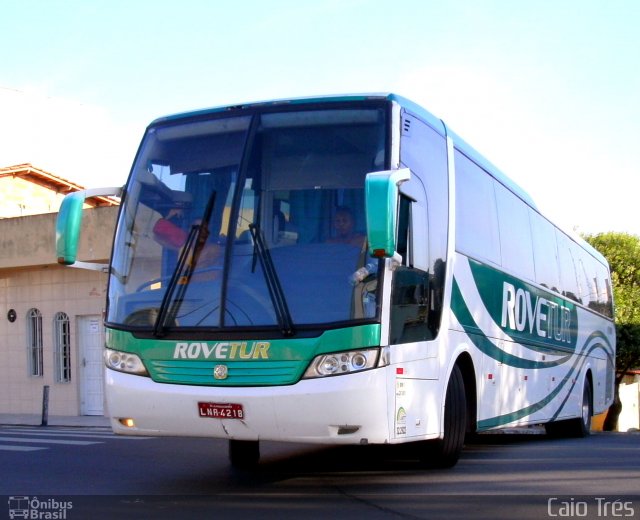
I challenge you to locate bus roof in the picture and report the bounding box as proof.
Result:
[149,93,389,125]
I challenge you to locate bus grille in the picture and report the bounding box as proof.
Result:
[147,359,303,386]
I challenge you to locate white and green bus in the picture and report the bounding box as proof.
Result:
[56,94,615,468]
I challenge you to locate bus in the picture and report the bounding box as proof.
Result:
[56,94,615,468]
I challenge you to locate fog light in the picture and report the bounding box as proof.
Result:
[118,418,136,428]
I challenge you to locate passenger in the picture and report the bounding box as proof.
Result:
[327,206,365,248]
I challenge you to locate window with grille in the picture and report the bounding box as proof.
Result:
[27,308,43,377]
[54,312,71,383]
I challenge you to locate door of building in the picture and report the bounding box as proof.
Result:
[77,315,104,416]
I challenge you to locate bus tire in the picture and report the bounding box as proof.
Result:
[545,378,592,438]
[229,439,260,469]
[419,364,467,468]
[574,377,593,437]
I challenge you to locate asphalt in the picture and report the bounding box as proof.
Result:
[0,413,111,428]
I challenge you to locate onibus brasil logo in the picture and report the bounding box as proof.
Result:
[7,496,72,519]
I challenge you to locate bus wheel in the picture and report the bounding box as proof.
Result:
[419,364,467,468]
[229,439,260,469]
[546,378,592,438]
[575,377,593,436]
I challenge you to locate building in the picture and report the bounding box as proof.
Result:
[0,164,118,416]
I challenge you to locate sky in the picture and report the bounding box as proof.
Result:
[1,0,638,236]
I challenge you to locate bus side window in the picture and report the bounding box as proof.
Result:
[390,195,431,344]
[557,231,582,304]
[396,195,412,266]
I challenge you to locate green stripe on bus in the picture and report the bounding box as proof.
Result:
[477,330,613,429]
[451,279,571,369]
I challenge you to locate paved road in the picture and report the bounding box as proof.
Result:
[1,426,639,519]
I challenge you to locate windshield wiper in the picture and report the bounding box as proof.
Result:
[248,224,295,336]
[153,192,217,337]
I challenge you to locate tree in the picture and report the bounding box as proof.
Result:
[583,232,640,430]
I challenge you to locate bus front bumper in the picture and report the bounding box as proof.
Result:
[105,367,393,444]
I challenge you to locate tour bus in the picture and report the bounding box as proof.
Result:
[56,94,615,468]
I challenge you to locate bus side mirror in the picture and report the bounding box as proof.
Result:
[56,186,123,268]
[365,168,411,259]
[56,192,85,265]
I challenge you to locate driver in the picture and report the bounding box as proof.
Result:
[327,206,365,248]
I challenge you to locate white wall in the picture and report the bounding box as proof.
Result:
[618,382,640,432]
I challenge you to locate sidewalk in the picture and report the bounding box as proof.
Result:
[0,413,111,428]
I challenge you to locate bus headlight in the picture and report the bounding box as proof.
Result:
[104,348,148,376]
[303,348,383,379]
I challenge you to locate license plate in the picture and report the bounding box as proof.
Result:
[198,402,244,419]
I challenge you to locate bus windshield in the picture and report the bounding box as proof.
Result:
[107,105,387,333]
